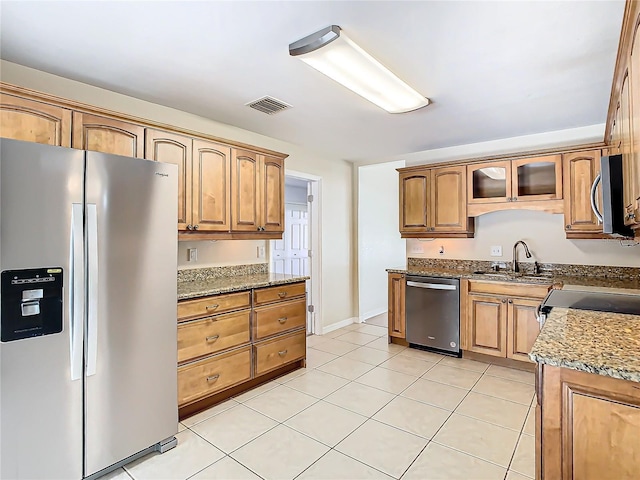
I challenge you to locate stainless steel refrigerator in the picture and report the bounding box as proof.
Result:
[0,138,179,479]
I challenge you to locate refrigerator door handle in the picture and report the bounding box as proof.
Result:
[86,203,99,377]
[70,203,84,381]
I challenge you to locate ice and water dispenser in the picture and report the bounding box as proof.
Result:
[1,267,64,342]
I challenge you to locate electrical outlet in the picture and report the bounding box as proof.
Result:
[188,248,197,262]
[490,245,502,257]
[257,246,265,259]
[408,242,423,254]
[439,246,445,256]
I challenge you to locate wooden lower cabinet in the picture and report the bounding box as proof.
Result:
[177,310,250,363]
[464,281,549,363]
[388,273,406,338]
[177,281,307,416]
[537,364,640,479]
[254,330,306,376]
[253,297,306,340]
[467,294,507,357]
[178,346,252,406]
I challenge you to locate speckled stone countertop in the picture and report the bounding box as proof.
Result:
[387,258,640,290]
[386,266,640,289]
[178,273,309,300]
[530,307,640,383]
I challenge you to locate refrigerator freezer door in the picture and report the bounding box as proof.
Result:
[84,152,178,476]
[0,139,84,479]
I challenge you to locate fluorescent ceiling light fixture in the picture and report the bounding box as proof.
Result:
[289,25,430,114]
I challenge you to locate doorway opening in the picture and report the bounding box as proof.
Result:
[270,170,321,335]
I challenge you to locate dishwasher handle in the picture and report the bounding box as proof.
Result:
[406,281,457,291]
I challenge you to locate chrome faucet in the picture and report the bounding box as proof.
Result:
[512,240,532,273]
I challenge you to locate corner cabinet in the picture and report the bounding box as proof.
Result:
[388,273,406,338]
[399,165,474,238]
[467,155,563,216]
[537,365,640,479]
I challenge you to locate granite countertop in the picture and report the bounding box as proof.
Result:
[530,307,640,383]
[386,266,640,290]
[178,273,309,300]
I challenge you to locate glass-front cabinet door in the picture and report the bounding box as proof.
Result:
[511,155,562,201]
[467,161,511,204]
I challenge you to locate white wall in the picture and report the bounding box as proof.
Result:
[0,60,355,328]
[358,161,407,320]
[408,210,640,266]
[178,240,264,269]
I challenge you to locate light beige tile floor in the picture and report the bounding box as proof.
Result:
[105,323,536,480]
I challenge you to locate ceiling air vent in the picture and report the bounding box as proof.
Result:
[246,96,292,115]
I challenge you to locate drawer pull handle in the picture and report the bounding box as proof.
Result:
[278,292,287,298]
[206,335,220,342]
[206,304,219,310]
[278,317,288,324]
[206,374,220,383]
[278,349,288,357]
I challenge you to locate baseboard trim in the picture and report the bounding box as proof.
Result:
[322,317,358,335]
[359,308,387,323]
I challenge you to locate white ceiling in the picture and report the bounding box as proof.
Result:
[0,1,625,162]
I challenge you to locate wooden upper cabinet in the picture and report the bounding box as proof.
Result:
[72,112,144,158]
[511,155,562,201]
[506,298,540,363]
[467,160,512,204]
[399,170,430,233]
[260,155,284,233]
[0,93,71,147]
[466,293,507,357]
[431,166,468,232]
[193,140,232,232]
[563,150,602,235]
[145,129,193,230]
[388,273,406,338]
[231,149,260,232]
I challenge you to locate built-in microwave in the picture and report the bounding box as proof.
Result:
[590,154,634,237]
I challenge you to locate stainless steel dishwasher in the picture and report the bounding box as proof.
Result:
[405,276,460,356]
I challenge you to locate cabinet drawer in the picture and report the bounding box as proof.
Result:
[178,347,251,406]
[254,330,306,376]
[178,291,251,322]
[254,298,306,340]
[468,280,551,299]
[178,310,250,363]
[253,282,305,306]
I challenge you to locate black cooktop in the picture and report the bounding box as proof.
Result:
[541,289,640,316]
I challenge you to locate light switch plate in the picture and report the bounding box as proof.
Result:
[490,245,502,257]
[188,248,197,262]
[257,246,266,258]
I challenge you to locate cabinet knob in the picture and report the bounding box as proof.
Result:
[513,197,517,202]
[194,224,199,230]
[508,299,513,304]
[506,197,512,202]
[187,224,193,230]
[566,225,572,230]
[502,299,507,303]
